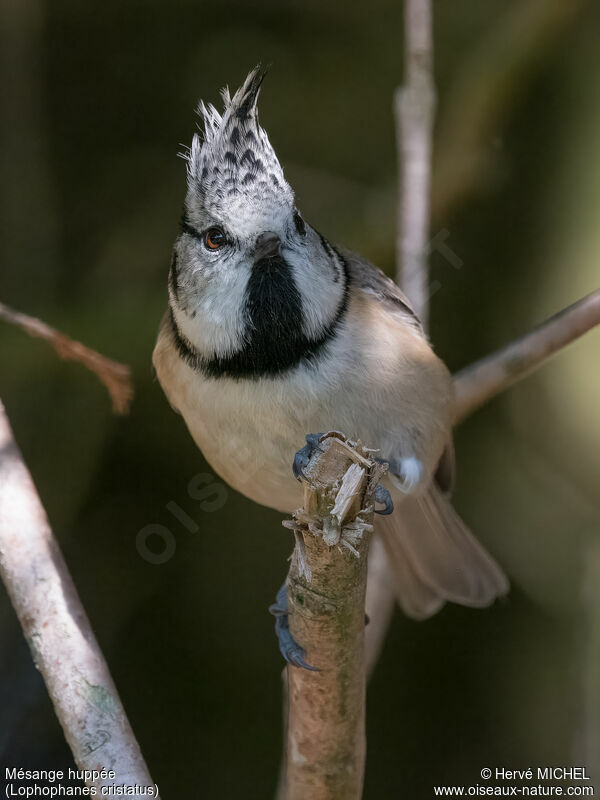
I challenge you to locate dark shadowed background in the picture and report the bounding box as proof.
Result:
[1,0,600,796]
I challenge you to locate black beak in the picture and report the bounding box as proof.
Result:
[254,231,281,261]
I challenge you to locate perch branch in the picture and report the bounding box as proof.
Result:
[395,0,435,326]
[0,400,158,797]
[453,289,600,424]
[0,300,133,414]
[282,432,386,800]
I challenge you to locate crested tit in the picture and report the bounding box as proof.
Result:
[153,68,508,629]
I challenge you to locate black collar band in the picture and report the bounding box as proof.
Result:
[169,251,350,381]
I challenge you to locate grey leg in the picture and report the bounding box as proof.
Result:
[373,482,394,515]
[269,583,319,671]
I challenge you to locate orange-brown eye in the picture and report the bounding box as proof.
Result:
[204,227,226,250]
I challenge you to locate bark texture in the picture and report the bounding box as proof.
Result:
[0,400,157,798]
[283,432,386,800]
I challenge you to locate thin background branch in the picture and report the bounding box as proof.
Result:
[0,400,158,796]
[367,0,435,678]
[0,301,133,414]
[366,0,599,679]
[394,0,435,326]
[453,290,600,424]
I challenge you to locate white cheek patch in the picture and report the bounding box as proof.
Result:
[173,259,251,357]
[286,238,345,340]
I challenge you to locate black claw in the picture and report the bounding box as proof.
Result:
[276,619,320,671]
[292,452,307,482]
[269,584,319,671]
[292,433,325,481]
[374,482,394,515]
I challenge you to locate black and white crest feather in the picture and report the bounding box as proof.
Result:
[185,67,294,231]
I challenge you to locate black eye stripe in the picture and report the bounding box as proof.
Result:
[180,213,203,240]
[179,213,230,249]
[168,250,180,302]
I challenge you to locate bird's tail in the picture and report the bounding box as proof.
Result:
[376,484,508,619]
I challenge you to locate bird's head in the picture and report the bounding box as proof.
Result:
[169,67,348,376]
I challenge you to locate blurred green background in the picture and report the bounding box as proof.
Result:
[1,0,600,796]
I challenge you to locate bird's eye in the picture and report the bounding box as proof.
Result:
[204,227,227,250]
[293,210,306,237]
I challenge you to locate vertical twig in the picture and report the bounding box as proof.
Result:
[366,0,435,678]
[0,400,158,797]
[395,0,435,326]
[283,433,386,800]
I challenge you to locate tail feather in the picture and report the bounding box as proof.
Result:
[377,484,508,619]
[381,524,445,619]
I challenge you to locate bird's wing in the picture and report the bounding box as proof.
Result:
[340,246,424,334]
[337,250,508,619]
[341,245,456,493]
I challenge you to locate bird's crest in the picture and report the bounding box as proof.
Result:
[184,67,294,222]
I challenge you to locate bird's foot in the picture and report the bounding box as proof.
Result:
[295,434,394,514]
[292,432,325,481]
[373,482,394,515]
[269,584,319,671]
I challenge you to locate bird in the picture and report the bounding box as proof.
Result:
[153,67,508,667]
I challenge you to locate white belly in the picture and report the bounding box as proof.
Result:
[153,313,452,514]
[166,362,339,513]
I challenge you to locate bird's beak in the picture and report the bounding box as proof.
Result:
[254,231,281,261]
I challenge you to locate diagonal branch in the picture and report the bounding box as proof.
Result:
[453,289,600,424]
[366,286,600,676]
[0,301,133,414]
[0,400,159,795]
